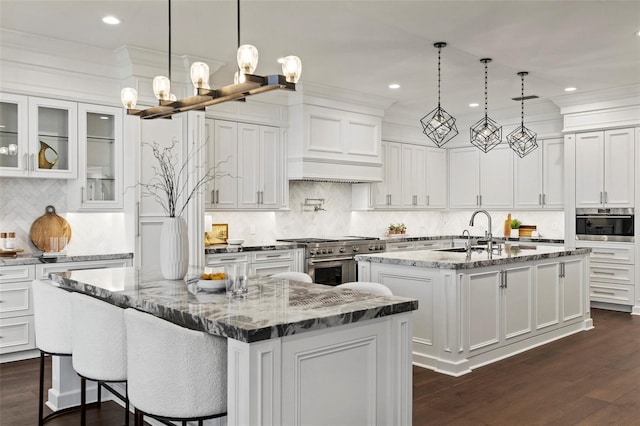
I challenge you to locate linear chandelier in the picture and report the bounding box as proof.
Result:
[507,72,538,157]
[420,42,458,147]
[120,0,302,120]
[470,58,502,153]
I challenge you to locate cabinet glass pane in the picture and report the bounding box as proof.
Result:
[0,102,19,168]
[37,106,70,171]
[86,112,115,201]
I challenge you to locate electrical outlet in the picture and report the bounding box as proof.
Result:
[552,222,558,231]
[250,225,256,235]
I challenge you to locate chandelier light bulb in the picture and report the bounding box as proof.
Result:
[8,143,17,155]
[190,62,210,89]
[237,44,259,74]
[153,76,171,100]
[120,87,138,109]
[281,55,302,83]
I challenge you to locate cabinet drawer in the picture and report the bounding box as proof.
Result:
[590,282,635,305]
[416,241,449,250]
[0,315,35,354]
[206,253,250,266]
[385,242,415,252]
[252,250,293,263]
[590,263,634,285]
[250,262,293,276]
[578,243,634,264]
[0,265,35,283]
[37,259,132,280]
[0,282,32,318]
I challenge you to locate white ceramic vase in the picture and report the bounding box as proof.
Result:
[160,217,189,280]
[511,229,520,238]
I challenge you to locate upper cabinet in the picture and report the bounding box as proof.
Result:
[514,138,564,210]
[0,94,77,178]
[449,146,513,209]
[575,128,634,208]
[68,104,123,210]
[205,119,285,211]
[288,104,382,182]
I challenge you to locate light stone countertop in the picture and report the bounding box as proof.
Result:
[0,251,133,267]
[50,267,418,343]
[356,244,590,270]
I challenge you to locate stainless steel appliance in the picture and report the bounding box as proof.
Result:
[277,237,386,285]
[576,208,634,242]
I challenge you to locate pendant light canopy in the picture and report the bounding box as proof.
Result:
[470,58,502,153]
[120,0,302,120]
[420,42,458,148]
[507,72,538,158]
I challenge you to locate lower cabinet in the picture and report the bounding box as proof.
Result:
[0,258,132,362]
[205,249,305,277]
[385,239,452,252]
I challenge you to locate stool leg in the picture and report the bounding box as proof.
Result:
[134,408,143,426]
[124,382,129,426]
[97,381,102,404]
[38,352,45,426]
[80,377,87,426]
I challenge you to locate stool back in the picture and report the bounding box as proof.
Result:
[270,271,313,283]
[70,292,127,381]
[337,281,393,296]
[124,308,227,419]
[33,280,72,355]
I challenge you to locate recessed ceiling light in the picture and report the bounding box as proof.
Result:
[636,30,640,37]
[102,16,120,25]
[469,103,479,108]
[564,87,577,92]
[388,83,400,89]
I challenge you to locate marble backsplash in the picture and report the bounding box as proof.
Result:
[207,181,565,243]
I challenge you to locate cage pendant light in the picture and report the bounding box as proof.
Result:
[420,42,458,148]
[507,72,538,158]
[470,58,502,153]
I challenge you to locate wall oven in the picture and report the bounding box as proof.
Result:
[277,237,386,286]
[576,208,634,242]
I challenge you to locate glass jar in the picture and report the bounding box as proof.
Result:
[0,233,6,250]
[5,232,15,250]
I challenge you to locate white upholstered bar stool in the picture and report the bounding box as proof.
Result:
[124,308,227,426]
[270,271,313,283]
[70,292,129,426]
[336,281,394,296]
[32,279,75,425]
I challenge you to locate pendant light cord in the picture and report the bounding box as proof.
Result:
[437,46,441,108]
[168,0,172,82]
[520,73,525,128]
[483,61,488,121]
[237,0,241,49]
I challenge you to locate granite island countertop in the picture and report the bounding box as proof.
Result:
[0,251,133,267]
[49,267,418,343]
[356,244,590,270]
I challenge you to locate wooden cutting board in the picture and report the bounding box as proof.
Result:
[29,205,72,252]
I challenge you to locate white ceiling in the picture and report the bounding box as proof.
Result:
[1,0,639,119]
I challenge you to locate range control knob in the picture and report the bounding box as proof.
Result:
[353,247,360,252]
[327,248,333,254]
[339,247,346,253]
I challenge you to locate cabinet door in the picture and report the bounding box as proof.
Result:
[401,144,426,208]
[259,126,281,208]
[449,147,480,209]
[0,93,28,177]
[425,147,447,208]
[386,142,402,208]
[480,146,513,208]
[603,128,634,207]
[238,123,261,208]
[535,262,560,330]
[514,144,543,209]
[542,138,564,209]
[371,142,390,208]
[467,270,501,352]
[575,131,604,208]
[71,104,123,210]
[211,120,238,208]
[561,258,584,322]
[28,97,77,178]
[502,266,533,341]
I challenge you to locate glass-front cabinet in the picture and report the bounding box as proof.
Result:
[68,104,123,210]
[0,93,28,175]
[0,94,77,178]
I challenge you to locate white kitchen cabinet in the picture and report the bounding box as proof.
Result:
[385,239,452,252]
[425,147,447,208]
[575,128,635,208]
[371,141,402,208]
[514,138,564,209]
[0,94,77,178]
[68,104,124,210]
[205,249,303,276]
[206,119,284,211]
[449,145,513,209]
[238,124,281,209]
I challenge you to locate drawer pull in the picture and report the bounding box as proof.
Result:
[593,271,616,275]
[265,254,282,258]
[219,258,241,261]
[593,290,616,295]
[594,252,616,255]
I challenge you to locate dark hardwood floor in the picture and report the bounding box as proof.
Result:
[0,308,638,425]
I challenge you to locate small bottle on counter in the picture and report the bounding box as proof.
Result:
[0,233,6,250]
[5,232,15,250]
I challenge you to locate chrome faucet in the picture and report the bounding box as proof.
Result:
[469,210,493,258]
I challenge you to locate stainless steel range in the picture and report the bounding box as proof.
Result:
[277,237,386,285]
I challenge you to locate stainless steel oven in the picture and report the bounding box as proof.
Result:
[276,237,386,286]
[576,208,634,242]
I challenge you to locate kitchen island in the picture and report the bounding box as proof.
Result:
[48,267,418,426]
[356,244,593,376]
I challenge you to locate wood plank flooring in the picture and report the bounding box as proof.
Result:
[0,308,638,425]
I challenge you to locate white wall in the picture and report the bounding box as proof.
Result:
[204,181,565,244]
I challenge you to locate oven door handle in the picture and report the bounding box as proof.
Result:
[576,215,633,219]
[308,257,354,264]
